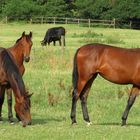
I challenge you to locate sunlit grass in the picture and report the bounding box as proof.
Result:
[0,23,140,140]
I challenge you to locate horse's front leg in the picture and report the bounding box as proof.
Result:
[0,86,5,121]
[122,86,139,126]
[59,40,62,46]
[6,89,14,123]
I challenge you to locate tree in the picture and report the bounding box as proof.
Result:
[2,0,40,19]
[75,0,111,19]
[44,0,75,17]
[103,0,140,20]
[33,0,48,5]
[0,0,7,15]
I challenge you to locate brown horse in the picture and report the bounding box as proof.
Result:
[0,48,32,127]
[3,31,33,123]
[71,43,140,126]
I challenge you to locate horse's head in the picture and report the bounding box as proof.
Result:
[19,31,33,62]
[14,93,32,127]
[41,40,46,47]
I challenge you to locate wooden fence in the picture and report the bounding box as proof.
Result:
[0,16,139,29]
[30,17,116,28]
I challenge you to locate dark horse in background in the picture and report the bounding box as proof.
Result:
[0,48,32,127]
[2,32,33,123]
[41,27,66,47]
[71,43,140,126]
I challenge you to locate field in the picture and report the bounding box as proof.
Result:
[0,23,140,140]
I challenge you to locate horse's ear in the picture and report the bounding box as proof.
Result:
[29,32,32,38]
[27,93,33,98]
[22,31,25,37]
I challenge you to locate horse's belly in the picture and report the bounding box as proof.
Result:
[98,66,134,85]
[100,73,131,85]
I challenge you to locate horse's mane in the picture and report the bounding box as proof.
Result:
[2,49,26,96]
[16,37,22,43]
[16,34,31,44]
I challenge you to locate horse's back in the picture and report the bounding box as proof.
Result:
[77,43,140,85]
[78,43,140,65]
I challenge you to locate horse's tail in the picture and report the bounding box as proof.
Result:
[72,48,80,90]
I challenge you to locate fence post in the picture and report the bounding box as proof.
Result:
[5,16,8,24]
[129,21,132,29]
[88,19,91,28]
[41,17,43,24]
[65,18,67,24]
[78,19,79,26]
[30,18,32,24]
[54,17,56,24]
[113,18,116,28]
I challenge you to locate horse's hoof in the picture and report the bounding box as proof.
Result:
[71,122,77,126]
[121,123,126,127]
[9,118,14,124]
[87,122,92,126]
[9,120,14,125]
[121,120,126,126]
[9,122,14,125]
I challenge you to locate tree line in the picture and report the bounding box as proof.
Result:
[0,0,140,24]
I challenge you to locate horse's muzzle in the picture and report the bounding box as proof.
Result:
[41,40,46,47]
[22,120,32,127]
[24,56,30,62]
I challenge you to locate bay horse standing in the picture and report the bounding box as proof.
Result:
[4,31,32,123]
[0,48,32,127]
[71,43,140,126]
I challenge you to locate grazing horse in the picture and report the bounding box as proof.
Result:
[0,48,32,127]
[5,31,33,123]
[41,27,66,47]
[71,43,140,126]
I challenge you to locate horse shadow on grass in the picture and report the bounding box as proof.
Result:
[94,122,140,127]
[32,116,66,125]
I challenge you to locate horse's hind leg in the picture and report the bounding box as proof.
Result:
[71,77,89,124]
[59,40,62,46]
[71,89,78,124]
[122,86,139,126]
[6,89,14,123]
[61,35,65,47]
[80,74,97,125]
[71,73,97,125]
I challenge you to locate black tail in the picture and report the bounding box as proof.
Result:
[72,48,80,90]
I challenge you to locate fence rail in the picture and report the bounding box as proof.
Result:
[30,17,115,28]
[0,16,140,29]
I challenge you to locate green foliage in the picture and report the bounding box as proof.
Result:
[2,0,40,19]
[103,0,140,20]
[45,0,68,17]
[0,0,140,26]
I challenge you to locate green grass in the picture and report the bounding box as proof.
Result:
[0,23,140,140]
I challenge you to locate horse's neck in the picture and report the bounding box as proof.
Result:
[8,43,24,66]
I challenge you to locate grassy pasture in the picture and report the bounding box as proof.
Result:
[0,23,140,140]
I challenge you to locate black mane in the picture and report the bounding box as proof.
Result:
[1,49,26,96]
[16,37,22,43]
